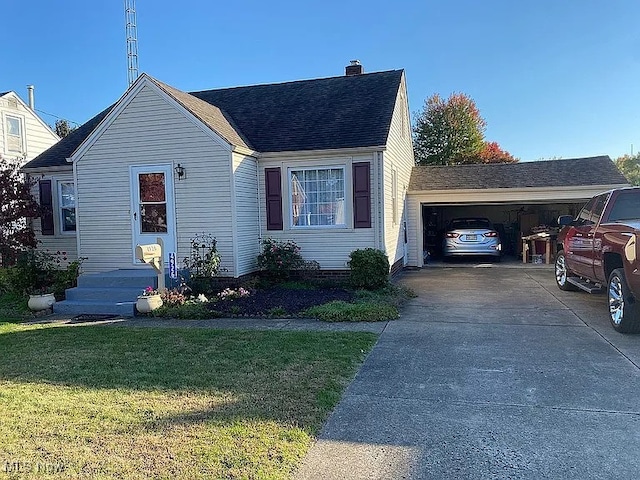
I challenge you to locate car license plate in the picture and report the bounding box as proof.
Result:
[466,234,477,241]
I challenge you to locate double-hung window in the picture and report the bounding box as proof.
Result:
[58,182,76,232]
[5,115,23,153]
[290,167,345,227]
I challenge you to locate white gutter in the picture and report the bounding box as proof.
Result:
[259,145,387,160]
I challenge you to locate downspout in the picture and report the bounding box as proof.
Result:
[256,159,263,252]
[71,157,82,265]
[376,151,385,251]
[229,152,239,278]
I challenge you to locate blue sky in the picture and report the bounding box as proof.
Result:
[4,0,639,161]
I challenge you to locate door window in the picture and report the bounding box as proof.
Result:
[138,173,167,233]
[575,197,597,226]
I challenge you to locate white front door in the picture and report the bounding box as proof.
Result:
[130,165,176,264]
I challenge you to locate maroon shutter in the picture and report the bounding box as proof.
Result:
[353,162,371,228]
[39,180,55,236]
[265,167,283,230]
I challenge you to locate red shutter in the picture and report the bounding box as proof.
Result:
[353,162,371,228]
[265,167,283,230]
[39,180,55,236]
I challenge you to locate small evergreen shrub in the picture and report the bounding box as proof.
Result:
[257,238,304,281]
[348,248,390,290]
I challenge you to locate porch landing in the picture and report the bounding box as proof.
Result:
[54,269,162,316]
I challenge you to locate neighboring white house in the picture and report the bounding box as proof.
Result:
[22,64,414,276]
[0,89,59,164]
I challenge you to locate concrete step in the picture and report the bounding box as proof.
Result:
[54,300,136,316]
[65,286,143,303]
[78,269,159,289]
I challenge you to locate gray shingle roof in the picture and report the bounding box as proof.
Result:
[22,105,114,169]
[190,70,403,152]
[409,156,629,191]
[23,69,403,169]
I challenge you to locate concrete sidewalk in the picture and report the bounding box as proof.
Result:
[295,267,640,479]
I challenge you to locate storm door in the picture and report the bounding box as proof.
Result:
[130,165,176,264]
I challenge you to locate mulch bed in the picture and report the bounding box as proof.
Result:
[207,286,355,316]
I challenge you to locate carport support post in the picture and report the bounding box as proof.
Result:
[522,240,528,264]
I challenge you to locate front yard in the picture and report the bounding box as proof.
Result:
[0,322,377,479]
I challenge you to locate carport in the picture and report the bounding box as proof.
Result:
[405,156,629,267]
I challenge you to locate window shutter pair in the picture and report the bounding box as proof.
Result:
[39,180,55,236]
[264,163,371,231]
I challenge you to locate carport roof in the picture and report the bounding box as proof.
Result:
[409,156,629,191]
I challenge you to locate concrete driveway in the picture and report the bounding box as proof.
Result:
[296,266,640,479]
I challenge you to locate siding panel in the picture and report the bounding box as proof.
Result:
[382,74,415,267]
[76,85,235,274]
[232,153,259,276]
[29,170,78,265]
[258,154,376,269]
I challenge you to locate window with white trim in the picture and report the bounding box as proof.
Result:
[58,182,76,232]
[6,115,23,153]
[290,167,345,227]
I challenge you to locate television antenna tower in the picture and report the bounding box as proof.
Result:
[124,0,139,86]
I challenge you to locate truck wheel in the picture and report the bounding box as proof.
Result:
[608,269,640,333]
[555,251,578,291]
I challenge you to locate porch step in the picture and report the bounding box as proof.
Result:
[78,269,160,289]
[64,286,143,302]
[54,300,136,317]
[566,276,604,294]
[54,269,162,317]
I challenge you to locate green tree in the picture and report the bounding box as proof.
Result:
[54,119,76,138]
[615,153,640,185]
[412,93,517,165]
[413,93,486,165]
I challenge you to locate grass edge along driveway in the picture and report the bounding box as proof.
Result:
[0,322,377,479]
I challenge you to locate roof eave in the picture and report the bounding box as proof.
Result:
[258,145,387,159]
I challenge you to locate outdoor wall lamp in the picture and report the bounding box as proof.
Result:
[174,163,185,180]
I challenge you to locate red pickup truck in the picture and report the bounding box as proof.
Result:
[555,187,640,333]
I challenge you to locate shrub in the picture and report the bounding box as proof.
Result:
[2,250,84,299]
[303,301,398,322]
[348,248,390,290]
[257,239,304,281]
[152,302,218,319]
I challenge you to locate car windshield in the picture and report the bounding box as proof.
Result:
[449,218,492,230]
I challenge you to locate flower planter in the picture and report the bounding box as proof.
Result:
[136,295,163,313]
[28,293,56,312]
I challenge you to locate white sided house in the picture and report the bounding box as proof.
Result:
[22,64,414,314]
[1,89,59,164]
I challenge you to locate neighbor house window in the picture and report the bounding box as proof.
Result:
[58,182,76,232]
[290,167,345,227]
[6,115,23,153]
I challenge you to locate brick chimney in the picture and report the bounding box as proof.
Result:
[345,60,363,76]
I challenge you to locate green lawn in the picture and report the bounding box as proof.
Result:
[0,322,377,479]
